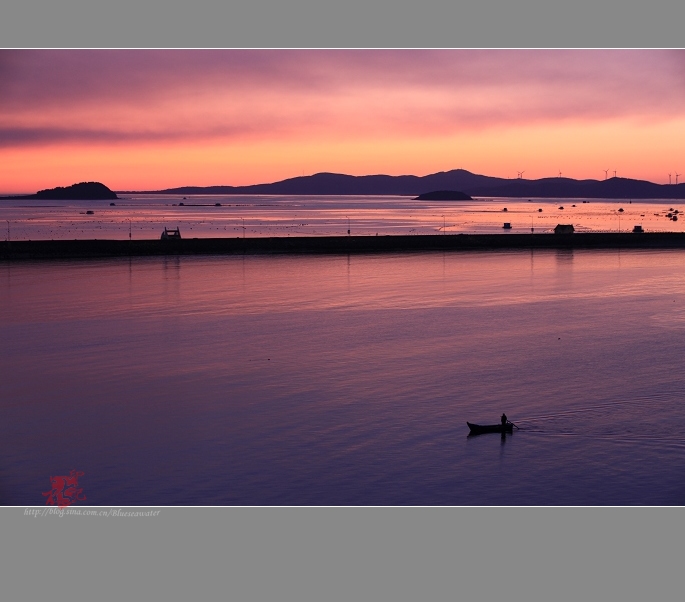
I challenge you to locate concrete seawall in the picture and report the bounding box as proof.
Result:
[4,232,685,260]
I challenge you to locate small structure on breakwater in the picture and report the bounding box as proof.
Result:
[161,227,181,240]
[554,224,574,234]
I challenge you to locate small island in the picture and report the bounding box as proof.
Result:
[1,182,118,201]
[414,190,473,201]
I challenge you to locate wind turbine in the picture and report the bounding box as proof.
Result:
[677,173,682,185]
[669,173,672,185]
[613,170,617,178]
[517,171,525,179]
[558,170,562,178]
[603,169,609,180]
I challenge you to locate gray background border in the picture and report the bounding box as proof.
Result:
[2,0,685,48]
[3,0,683,599]
[6,506,684,600]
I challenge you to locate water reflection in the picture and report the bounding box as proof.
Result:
[555,248,574,265]
[4,250,685,504]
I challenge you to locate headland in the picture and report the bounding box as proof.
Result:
[0,182,117,201]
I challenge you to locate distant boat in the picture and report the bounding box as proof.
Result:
[467,422,514,435]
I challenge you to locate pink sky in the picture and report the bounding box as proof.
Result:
[2,49,685,192]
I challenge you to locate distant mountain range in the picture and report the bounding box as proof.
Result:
[120,169,685,199]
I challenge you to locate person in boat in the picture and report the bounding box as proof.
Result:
[501,413,508,427]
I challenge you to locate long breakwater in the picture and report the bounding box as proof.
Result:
[4,232,685,260]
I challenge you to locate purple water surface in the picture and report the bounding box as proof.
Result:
[3,249,685,504]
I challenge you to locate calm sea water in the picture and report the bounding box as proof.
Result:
[1,194,684,239]
[3,249,685,505]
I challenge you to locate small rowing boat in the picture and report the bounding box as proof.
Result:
[467,422,514,435]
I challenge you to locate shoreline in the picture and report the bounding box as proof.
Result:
[5,232,685,260]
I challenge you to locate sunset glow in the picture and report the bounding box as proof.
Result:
[2,49,685,192]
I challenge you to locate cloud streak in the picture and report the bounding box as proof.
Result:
[0,124,265,146]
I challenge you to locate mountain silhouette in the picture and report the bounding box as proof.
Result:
[121,170,685,199]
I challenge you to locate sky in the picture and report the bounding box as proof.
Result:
[2,49,685,193]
